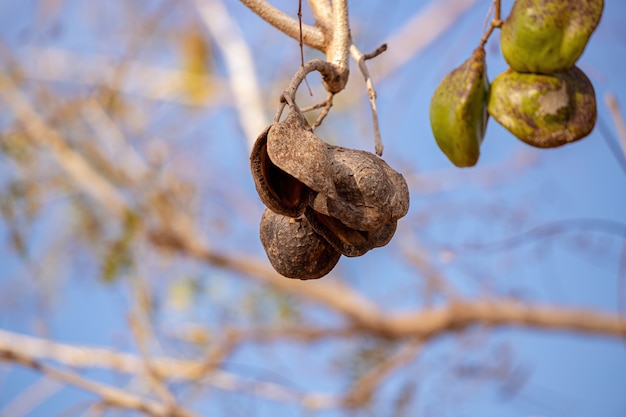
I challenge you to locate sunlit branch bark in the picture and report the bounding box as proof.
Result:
[239,0,326,50]
[0,329,341,410]
[308,0,332,32]
[386,300,626,340]
[0,349,200,417]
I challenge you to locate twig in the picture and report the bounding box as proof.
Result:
[311,92,335,130]
[344,339,422,407]
[479,0,503,48]
[128,277,178,411]
[605,93,626,162]
[0,350,200,417]
[0,329,340,410]
[350,44,385,155]
[274,59,342,122]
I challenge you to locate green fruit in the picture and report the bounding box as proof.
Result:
[500,0,604,74]
[430,47,489,167]
[487,66,596,148]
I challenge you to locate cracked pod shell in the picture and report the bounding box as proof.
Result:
[488,66,596,148]
[259,208,340,280]
[250,111,336,217]
[429,47,489,167]
[308,145,409,232]
[500,0,604,74]
[305,206,397,257]
[250,125,309,217]
[267,111,337,198]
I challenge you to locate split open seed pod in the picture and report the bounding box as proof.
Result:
[259,208,341,280]
[305,206,397,257]
[250,110,336,217]
[488,66,596,148]
[308,145,409,232]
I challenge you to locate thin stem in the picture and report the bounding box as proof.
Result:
[311,92,334,130]
[350,44,386,155]
[605,93,626,162]
[479,0,503,48]
[298,0,313,96]
[274,59,341,122]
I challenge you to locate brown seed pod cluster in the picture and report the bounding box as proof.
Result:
[251,109,410,280]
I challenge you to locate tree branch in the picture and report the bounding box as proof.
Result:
[239,0,326,50]
[0,329,340,410]
[385,300,626,340]
[0,349,200,417]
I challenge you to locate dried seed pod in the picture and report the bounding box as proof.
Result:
[267,111,337,200]
[500,0,604,74]
[308,145,409,232]
[488,66,596,148]
[305,206,397,257]
[250,125,310,217]
[429,47,489,167]
[259,208,341,280]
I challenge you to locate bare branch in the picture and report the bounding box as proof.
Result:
[350,44,385,155]
[308,0,333,31]
[0,329,340,410]
[0,349,200,417]
[344,339,423,407]
[605,93,626,162]
[326,0,351,78]
[239,0,326,50]
[386,300,626,340]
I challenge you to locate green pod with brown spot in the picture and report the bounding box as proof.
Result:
[500,0,604,74]
[429,47,489,167]
[487,66,596,148]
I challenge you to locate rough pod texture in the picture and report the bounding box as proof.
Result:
[250,111,336,217]
[305,206,397,257]
[308,145,410,231]
[429,47,489,167]
[267,111,337,200]
[488,66,596,148]
[259,209,341,280]
[250,125,309,217]
[500,0,604,74]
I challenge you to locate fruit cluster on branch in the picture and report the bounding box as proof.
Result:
[430,0,604,167]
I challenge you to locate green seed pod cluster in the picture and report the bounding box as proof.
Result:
[429,0,603,165]
[489,0,602,148]
[251,110,410,279]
